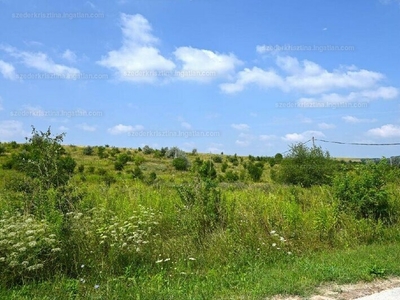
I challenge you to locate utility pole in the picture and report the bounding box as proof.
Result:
[312,136,315,148]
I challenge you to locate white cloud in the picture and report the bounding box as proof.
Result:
[0,60,17,80]
[367,124,400,138]
[231,123,250,131]
[318,122,336,129]
[98,13,175,83]
[108,123,144,135]
[235,140,250,147]
[220,67,284,93]
[62,49,77,63]
[181,121,192,129]
[342,116,376,123]
[77,123,96,132]
[3,46,80,79]
[0,120,26,140]
[173,47,241,81]
[282,130,324,142]
[221,56,387,95]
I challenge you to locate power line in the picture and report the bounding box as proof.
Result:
[281,139,311,154]
[315,138,400,146]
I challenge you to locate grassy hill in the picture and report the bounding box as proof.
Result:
[1,140,400,299]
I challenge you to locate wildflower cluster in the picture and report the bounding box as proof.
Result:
[270,230,292,255]
[96,206,159,253]
[0,211,61,286]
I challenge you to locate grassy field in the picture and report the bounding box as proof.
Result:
[1,142,400,299]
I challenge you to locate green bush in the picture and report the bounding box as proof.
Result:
[172,157,190,171]
[83,146,94,156]
[272,143,333,187]
[247,162,264,182]
[333,159,392,222]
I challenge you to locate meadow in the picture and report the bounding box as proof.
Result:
[1,130,400,299]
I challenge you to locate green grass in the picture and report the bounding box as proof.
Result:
[1,242,400,299]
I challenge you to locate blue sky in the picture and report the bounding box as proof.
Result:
[0,0,399,157]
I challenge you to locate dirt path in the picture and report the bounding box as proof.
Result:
[269,277,400,300]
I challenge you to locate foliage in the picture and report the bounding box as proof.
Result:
[165,146,186,159]
[172,157,190,171]
[247,161,264,182]
[198,160,217,180]
[142,145,154,155]
[272,143,333,187]
[333,159,392,222]
[11,127,76,191]
[0,143,5,155]
[212,155,223,163]
[82,146,94,156]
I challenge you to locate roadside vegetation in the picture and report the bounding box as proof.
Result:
[1,127,400,299]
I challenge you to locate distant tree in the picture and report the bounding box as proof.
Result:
[83,146,94,156]
[272,143,333,187]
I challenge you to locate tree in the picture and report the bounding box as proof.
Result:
[272,143,333,187]
[15,126,76,190]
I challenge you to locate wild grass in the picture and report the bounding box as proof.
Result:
[1,143,400,299]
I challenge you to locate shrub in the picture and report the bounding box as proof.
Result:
[333,159,392,222]
[212,155,223,163]
[12,127,76,191]
[77,164,85,173]
[198,160,217,180]
[272,143,333,187]
[224,170,239,182]
[247,162,264,182]
[172,157,190,171]
[82,146,94,156]
[132,166,143,180]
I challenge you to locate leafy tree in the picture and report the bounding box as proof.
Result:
[142,145,154,155]
[14,126,76,190]
[165,146,186,159]
[247,162,264,182]
[0,143,5,155]
[272,143,333,187]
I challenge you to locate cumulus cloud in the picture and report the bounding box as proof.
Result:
[231,123,250,131]
[221,55,389,95]
[0,60,17,80]
[2,46,80,79]
[173,47,241,82]
[108,123,144,135]
[62,49,77,63]
[220,67,284,93]
[98,13,175,83]
[367,124,400,138]
[282,130,324,142]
